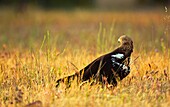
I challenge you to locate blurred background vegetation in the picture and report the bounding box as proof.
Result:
[0,0,169,52]
[0,0,169,10]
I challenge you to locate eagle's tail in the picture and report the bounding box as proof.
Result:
[56,71,82,88]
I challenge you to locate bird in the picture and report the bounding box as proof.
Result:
[56,35,133,88]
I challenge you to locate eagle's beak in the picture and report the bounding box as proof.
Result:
[118,38,121,43]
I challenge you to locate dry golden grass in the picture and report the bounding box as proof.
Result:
[0,9,169,107]
[0,48,169,107]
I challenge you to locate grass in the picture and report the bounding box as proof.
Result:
[0,8,170,107]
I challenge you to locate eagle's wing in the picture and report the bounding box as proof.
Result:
[110,53,130,79]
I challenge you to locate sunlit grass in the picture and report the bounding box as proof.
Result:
[0,9,169,107]
[0,46,169,107]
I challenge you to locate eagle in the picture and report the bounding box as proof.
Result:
[56,35,133,88]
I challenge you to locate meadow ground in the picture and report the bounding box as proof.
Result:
[0,8,170,107]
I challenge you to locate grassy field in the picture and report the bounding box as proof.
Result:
[0,8,170,107]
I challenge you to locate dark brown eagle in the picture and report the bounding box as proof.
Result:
[56,35,133,88]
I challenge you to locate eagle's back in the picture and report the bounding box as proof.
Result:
[81,46,132,84]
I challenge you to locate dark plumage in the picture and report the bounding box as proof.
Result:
[56,35,133,88]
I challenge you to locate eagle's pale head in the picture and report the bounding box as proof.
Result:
[118,35,133,52]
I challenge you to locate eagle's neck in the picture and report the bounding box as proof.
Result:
[119,44,133,57]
